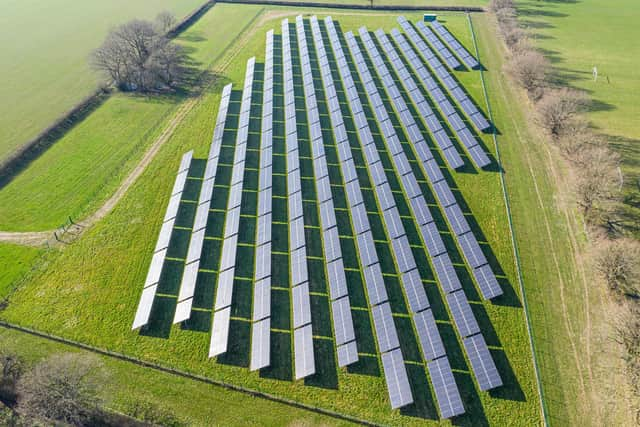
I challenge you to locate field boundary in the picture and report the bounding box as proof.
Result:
[0,320,376,427]
[467,13,549,426]
[216,0,484,12]
[0,0,216,189]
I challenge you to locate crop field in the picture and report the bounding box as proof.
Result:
[0,6,546,426]
[0,0,205,162]
[0,3,266,232]
[516,0,640,235]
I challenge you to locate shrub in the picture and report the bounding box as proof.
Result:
[596,239,640,297]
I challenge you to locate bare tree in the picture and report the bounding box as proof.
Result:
[536,88,588,137]
[615,304,640,416]
[489,0,514,13]
[0,352,23,400]
[16,353,106,426]
[596,239,640,297]
[573,143,620,221]
[155,11,177,34]
[91,19,186,92]
[506,49,548,97]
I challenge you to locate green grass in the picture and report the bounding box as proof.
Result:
[1,8,541,426]
[0,244,42,298]
[0,0,204,162]
[0,327,350,427]
[0,3,265,232]
[516,0,640,235]
[248,0,487,6]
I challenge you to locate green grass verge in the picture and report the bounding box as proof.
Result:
[0,327,350,426]
[0,244,42,299]
[0,3,265,232]
[516,0,640,236]
[1,7,541,425]
[0,0,204,161]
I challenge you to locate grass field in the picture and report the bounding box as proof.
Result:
[0,3,266,232]
[0,7,542,425]
[0,244,42,299]
[516,0,640,235]
[0,328,348,426]
[246,0,487,6]
[0,0,205,162]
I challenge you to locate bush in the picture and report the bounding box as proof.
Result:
[596,239,640,297]
[16,353,107,426]
[124,400,186,427]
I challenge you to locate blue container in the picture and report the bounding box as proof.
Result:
[423,14,437,22]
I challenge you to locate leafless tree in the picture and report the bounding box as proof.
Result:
[615,304,640,416]
[536,88,588,137]
[506,49,548,97]
[596,238,640,297]
[0,352,23,399]
[16,353,106,426]
[573,143,620,222]
[489,0,514,13]
[155,11,177,34]
[91,19,186,92]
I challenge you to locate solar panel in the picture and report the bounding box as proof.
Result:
[291,247,309,286]
[227,183,242,209]
[144,249,167,287]
[376,182,395,211]
[414,309,446,361]
[250,317,270,371]
[350,202,370,236]
[154,221,174,252]
[369,161,387,186]
[473,263,503,300]
[292,282,312,328]
[432,253,462,294]
[393,153,412,177]
[337,341,359,367]
[427,357,465,418]
[383,207,404,240]
[209,306,231,357]
[391,235,417,273]
[463,334,503,391]
[323,226,342,263]
[470,112,491,132]
[381,349,414,409]
[327,257,348,299]
[400,172,421,199]
[457,232,488,269]
[401,268,430,313]
[132,284,158,329]
[443,147,465,170]
[185,229,205,264]
[224,206,241,239]
[410,196,434,226]
[446,290,480,338]
[467,144,491,168]
[423,159,445,184]
[163,193,182,222]
[332,296,356,345]
[214,268,235,310]
[289,192,304,220]
[290,216,306,251]
[252,277,271,321]
[342,158,358,184]
[433,181,456,208]
[294,324,315,379]
[420,221,446,257]
[258,189,272,217]
[356,230,378,267]
[363,262,388,306]
[345,180,364,206]
[444,204,471,236]
[372,302,400,352]
[256,213,272,246]
[319,199,338,231]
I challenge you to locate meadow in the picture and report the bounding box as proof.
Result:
[0,0,204,162]
[1,7,542,426]
[0,243,42,299]
[516,0,640,235]
[0,3,266,232]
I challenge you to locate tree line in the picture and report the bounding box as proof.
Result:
[489,0,640,418]
[90,12,188,92]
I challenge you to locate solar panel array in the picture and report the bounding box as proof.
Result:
[250,30,274,372]
[413,20,460,70]
[134,16,509,415]
[173,84,233,324]
[209,57,255,358]
[345,28,466,418]
[283,19,316,380]
[362,30,463,170]
[382,29,490,169]
[310,15,413,409]
[398,17,490,134]
[431,20,480,70]
[132,150,193,329]
[296,16,358,368]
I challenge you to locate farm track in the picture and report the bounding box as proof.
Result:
[0,9,275,248]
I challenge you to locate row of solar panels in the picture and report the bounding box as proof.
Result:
[398,17,490,134]
[344,29,470,418]
[381,28,490,169]
[414,20,461,70]
[327,16,464,413]
[282,19,316,380]
[250,29,274,372]
[350,25,503,400]
[311,15,415,410]
[432,20,479,70]
[296,15,359,368]
[209,57,256,358]
[358,29,464,171]
[174,84,233,325]
[132,149,193,329]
